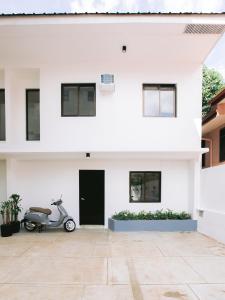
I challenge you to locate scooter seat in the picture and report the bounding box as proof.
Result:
[30,207,52,215]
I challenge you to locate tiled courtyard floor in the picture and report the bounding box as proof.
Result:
[1,229,225,299]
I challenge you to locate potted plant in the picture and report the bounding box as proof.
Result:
[9,194,22,233]
[0,200,13,237]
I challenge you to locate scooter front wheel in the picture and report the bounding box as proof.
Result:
[64,219,76,232]
[24,221,37,232]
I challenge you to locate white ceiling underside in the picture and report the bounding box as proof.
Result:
[0,21,223,65]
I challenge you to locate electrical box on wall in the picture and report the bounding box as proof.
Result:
[99,74,115,92]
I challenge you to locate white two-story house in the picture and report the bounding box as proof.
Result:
[0,12,224,227]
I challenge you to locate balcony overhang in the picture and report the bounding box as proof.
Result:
[0,149,205,161]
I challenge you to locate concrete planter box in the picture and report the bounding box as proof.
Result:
[108,218,197,232]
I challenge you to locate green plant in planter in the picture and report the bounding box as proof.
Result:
[4,200,12,224]
[0,202,6,225]
[112,209,191,220]
[9,194,22,233]
[10,194,22,222]
[0,200,13,237]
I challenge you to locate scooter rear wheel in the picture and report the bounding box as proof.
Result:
[24,221,37,232]
[64,219,76,232]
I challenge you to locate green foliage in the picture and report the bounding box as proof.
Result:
[112,209,191,220]
[0,194,22,225]
[9,194,22,222]
[202,65,225,116]
[0,200,11,224]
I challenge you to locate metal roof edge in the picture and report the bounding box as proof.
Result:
[0,12,225,17]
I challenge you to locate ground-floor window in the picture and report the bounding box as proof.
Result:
[201,140,206,168]
[0,89,5,141]
[220,127,225,162]
[129,171,161,203]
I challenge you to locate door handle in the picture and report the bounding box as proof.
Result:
[81,197,86,201]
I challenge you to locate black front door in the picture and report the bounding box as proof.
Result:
[79,170,105,225]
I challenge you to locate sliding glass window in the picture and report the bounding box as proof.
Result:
[0,89,5,141]
[61,84,96,116]
[130,171,161,203]
[143,84,176,117]
[26,89,40,141]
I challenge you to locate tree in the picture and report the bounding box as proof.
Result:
[202,65,225,116]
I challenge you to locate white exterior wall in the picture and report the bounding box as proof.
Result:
[0,63,202,153]
[198,165,225,243]
[7,159,191,227]
[1,15,220,226]
[0,160,6,203]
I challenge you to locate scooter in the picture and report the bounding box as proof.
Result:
[21,196,76,232]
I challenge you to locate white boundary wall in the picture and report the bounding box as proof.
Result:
[198,164,225,243]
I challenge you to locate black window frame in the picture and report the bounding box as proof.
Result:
[0,89,6,141]
[143,84,177,118]
[129,171,161,203]
[219,127,225,162]
[26,89,40,141]
[61,83,96,117]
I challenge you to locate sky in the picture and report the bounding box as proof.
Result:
[0,0,225,78]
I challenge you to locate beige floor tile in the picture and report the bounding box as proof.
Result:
[0,232,59,243]
[23,240,94,258]
[92,244,111,257]
[0,284,84,300]
[6,257,107,285]
[0,257,21,283]
[0,243,34,257]
[154,232,213,245]
[83,285,133,300]
[108,258,130,284]
[61,230,109,243]
[157,242,225,257]
[184,257,225,283]
[109,257,204,284]
[110,241,162,257]
[141,285,198,300]
[2,230,225,299]
[134,257,205,284]
[189,284,225,300]
[109,232,158,243]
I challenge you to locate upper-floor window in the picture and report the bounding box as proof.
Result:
[61,84,96,117]
[0,89,5,141]
[130,171,161,203]
[143,84,176,117]
[220,127,225,162]
[26,89,40,141]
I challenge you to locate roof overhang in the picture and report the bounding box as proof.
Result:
[0,12,225,24]
[203,114,225,135]
[0,15,224,66]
